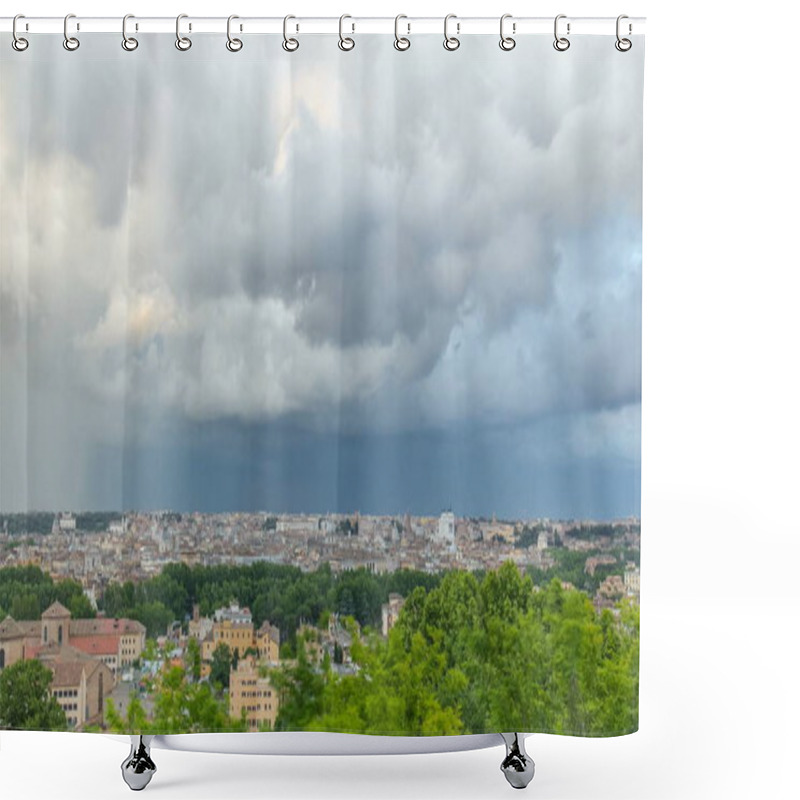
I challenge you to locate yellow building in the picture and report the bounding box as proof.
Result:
[201,632,215,663]
[256,620,280,662]
[212,618,255,655]
[229,657,280,731]
[198,604,280,664]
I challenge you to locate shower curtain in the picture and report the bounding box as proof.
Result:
[0,28,643,738]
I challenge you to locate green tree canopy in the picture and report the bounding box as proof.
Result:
[106,667,246,734]
[210,643,232,690]
[0,659,68,731]
[272,566,639,737]
[185,637,202,682]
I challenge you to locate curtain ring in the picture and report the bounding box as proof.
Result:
[63,13,80,51]
[553,14,570,51]
[122,14,138,51]
[12,14,29,52]
[283,15,299,51]
[499,14,515,51]
[175,14,192,50]
[338,14,355,51]
[443,14,460,51]
[226,15,243,51]
[615,15,632,51]
[394,14,410,51]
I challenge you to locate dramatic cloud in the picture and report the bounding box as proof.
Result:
[0,34,643,515]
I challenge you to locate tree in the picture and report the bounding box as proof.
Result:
[130,601,174,638]
[105,691,149,733]
[67,592,97,619]
[270,644,326,731]
[151,665,235,733]
[210,643,232,690]
[333,568,383,629]
[0,660,68,731]
[9,593,39,622]
[88,561,640,737]
[106,665,246,734]
[141,637,159,663]
[185,637,202,682]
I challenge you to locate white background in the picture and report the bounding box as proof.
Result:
[1,1,798,798]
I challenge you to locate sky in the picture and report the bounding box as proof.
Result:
[0,33,643,520]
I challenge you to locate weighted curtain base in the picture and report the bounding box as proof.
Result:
[116,731,534,790]
[120,735,157,791]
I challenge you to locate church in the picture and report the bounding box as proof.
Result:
[0,601,145,729]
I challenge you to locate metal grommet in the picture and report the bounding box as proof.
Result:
[226,15,243,52]
[12,14,29,51]
[122,14,138,51]
[443,14,460,51]
[176,13,192,51]
[615,14,632,51]
[499,13,515,51]
[553,14,570,51]
[283,15,299,52]
[338,14,355,51]
[63,13,80,51]
[394,14,410,51]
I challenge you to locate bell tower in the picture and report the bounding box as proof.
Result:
[41,601,71,647]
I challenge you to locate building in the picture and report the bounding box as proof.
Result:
[42,600,71,647]
[0,604,116,730]
[229,656,280,731]
[0,616,25,670]
[67,613,147,676]
[37,643,115,729]
[594,575,625,609]
[57,513,77,531]
[624,564,641,596]
[486,520,516,544]
[326,614,356,665]
[211,615,255,657]
[65,632,119,674]
[381,593,405,637]
[537,530,549,550]
[438,511,456,551]
[256,620,280,662]
[188,603,213,642]
[201,631,216,663]
[0,602,144,680]
[214,602,252,625]
[196,603,280,665]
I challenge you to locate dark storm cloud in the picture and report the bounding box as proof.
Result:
[0,33,643,513]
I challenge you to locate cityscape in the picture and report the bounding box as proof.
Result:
[0,510,640,736]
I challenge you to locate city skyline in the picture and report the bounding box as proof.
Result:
[0,509,641,594]
[1,507,640,523]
